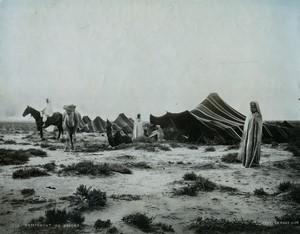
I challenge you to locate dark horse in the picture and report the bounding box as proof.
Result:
[22,106,63,139]
[106,120,132,147]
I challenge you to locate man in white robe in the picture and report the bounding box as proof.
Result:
[132,114,144,140]
[238,101,263,168]
[41,98,53,126]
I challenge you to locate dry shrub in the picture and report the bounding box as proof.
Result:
[174,184,198,196]
[94,219,112,229]
[183,172,197,181]
[219,185,238,193]
[278,181,294,192]
[170,142,181,148]
[253,188,268,196]
[74,184,107,210]
[275,213,300,224]
[188,145,198,150]
[13,167,50,179]
[30,208,84,225]
[21,188,35,196]
[195,175,217,191]
[290,185,300,203]
[135,143,171,152]
[81,143,109,152]
[4,140,17,144]
[127,162,152,169]
[40,143,51,148]
[273,161,286,169]
[110,194,141,201]
[26,148,47,157]
[43,162,56,172]
[109,163,132,174]
[122,212,154,233]
[61,161,111,176]
[174,174,216,196]
[205,146,216,152]
[0,149,30,165]
[221,153,239,163]
[189,217,263,233]
[116,155,136,160]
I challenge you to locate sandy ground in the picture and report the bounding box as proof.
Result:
[0,124,299,234]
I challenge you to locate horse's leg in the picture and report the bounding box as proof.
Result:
[65,131,70,151]
[70,133,74,150]
[57,124,62,140]
[73,131,76,150]
[40,128,44,140]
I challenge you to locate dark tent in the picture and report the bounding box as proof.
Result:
[79,113,134,134]
[150,93,293,143]
[112,113,134,134]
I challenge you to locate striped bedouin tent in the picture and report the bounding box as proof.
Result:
[150,93,294,143]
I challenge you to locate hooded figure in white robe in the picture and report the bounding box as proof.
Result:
[132,114,144,140]
[237,101,263,168]
[41,98,53,124]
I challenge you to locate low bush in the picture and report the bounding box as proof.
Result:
[30,208,84,225]
[219,185,238,193]
[221,153,239,163]
[40,143,51,148]
[13,167,50,179]
[195,176,217,191]
[4,140,17,144]
[174,174,216,196]
[253,188,268,196]
[61,161,111,176]
[183,172,197,181]
[170,142,181,148]
[21,188,35,196]
[135,143,171,152]
[43,162,56,172]
[155,222,175,232]
[0,149,30,165]
[290,185,300,203]
[187,145,198,150]
[110,194,141,201]
[94,219,112,229]
[205,146,216,152]
[25,148,47,157]
[189,217,263,233]
[122,212,154,233]
[127,162,152,169]
[109,163,132,174]
[174,185,198,196]
[74,184,107,210]
[278,181,294,192]
[275,213,300,224]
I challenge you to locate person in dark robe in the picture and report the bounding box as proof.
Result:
[238,101,263,168]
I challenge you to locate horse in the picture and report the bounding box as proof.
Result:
[22,106,63,140]
[63,104,81,151]
[106,120,132,147]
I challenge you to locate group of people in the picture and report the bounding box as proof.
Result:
[132,113,164,142]
[40,98,263,168]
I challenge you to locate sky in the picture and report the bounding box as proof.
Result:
[0,0,299,122]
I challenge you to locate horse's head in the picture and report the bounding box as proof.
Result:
[22,106,31,117]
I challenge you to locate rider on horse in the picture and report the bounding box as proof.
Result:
[41,98,53,127]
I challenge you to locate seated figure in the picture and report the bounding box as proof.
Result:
[149,125,164,142]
